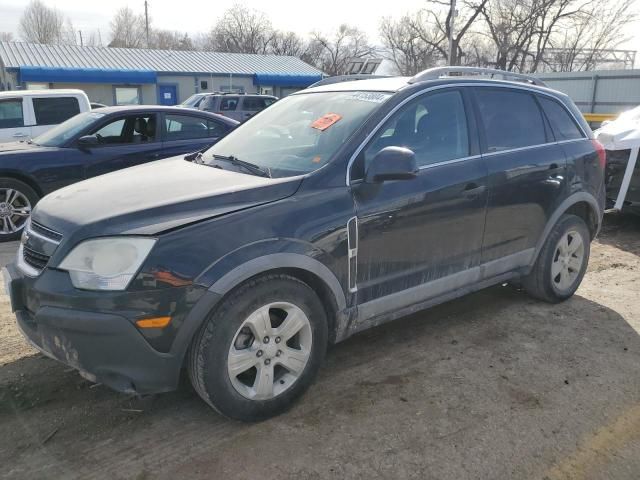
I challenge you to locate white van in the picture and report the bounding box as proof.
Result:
[0,89,91,143]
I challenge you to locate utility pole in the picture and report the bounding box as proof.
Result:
[78,30,83,47]
[448,0,456,66]
[144,0,150,48]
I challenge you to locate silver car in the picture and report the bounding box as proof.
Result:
[182,94,277,122]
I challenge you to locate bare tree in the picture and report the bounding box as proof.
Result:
[543,0,637,71]
[83,31,103,47]
[382,0,637,74]
[60,18,78,45]
[299,39,326,69]
[109,7,146,48]
[379,1,488,68]
[150,30,194,51]
[380,13,443,75]
[310,25,377,75]
[269,31,305,57]
[0,32,14,42]
[19,0,64,44]
[429,0,489,65]
[206,4,274,54]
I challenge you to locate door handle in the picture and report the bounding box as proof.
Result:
[462,183,486,197]
[12,133,27,138]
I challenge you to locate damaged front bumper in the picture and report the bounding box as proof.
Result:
[3,262,217,395]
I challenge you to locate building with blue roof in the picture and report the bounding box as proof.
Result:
[0,41,324,105]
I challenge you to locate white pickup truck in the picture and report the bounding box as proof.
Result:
[0,89,91,143]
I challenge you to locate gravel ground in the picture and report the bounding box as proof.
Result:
[0,213,639,480]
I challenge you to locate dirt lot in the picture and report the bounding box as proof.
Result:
[0,214,639,480]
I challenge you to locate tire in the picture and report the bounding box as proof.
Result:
[0,178,38,242]
[188,274,328,421]
[523,214,590,303]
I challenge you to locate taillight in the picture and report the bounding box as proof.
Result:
[591,139,606,169]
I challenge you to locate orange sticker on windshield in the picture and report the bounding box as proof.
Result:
[310,113,342,131]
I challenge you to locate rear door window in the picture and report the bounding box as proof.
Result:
[165,114,217,140]
[33,97,80,125]
[220,97,239,111]
[0,99,24,128]
[538,97,584,141]
[475,88,547,152]
[207,120,229,137]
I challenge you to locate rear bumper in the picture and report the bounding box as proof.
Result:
[4,262,221,394]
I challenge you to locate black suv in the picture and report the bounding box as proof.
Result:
[5,67,605,421]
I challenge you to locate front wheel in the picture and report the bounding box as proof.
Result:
[188,274,328,421]
[0,178,38,242]
[523,214,591,303]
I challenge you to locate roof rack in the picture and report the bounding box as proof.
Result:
[408,67,547,87]
[307,74,391,88]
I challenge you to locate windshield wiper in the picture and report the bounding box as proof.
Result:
[211,154,272,178]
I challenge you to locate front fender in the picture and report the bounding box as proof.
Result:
[167,241,348,365]
[196,238,347,312]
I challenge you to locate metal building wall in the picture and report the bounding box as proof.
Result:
[537,70,640,114]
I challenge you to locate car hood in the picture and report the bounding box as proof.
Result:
[0,141,57,154]
[32,156,303,239]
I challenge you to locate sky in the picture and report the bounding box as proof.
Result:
[1,0,639,54]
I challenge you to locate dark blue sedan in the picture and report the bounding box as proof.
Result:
[0,106,238,240]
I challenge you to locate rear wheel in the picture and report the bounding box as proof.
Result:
[0,178,38,242]
[188,274,328,421]
[523,214,590,303]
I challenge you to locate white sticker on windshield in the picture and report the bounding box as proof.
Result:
[346,92,389,103]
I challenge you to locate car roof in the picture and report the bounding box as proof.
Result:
[94,105,239,124]
[0,88,86,97]
[198,93,277,98]
[303,77,411,93]
[300,75,566,100]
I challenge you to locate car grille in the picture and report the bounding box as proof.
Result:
[19,220,63,276]
[22,244,50,270]
[30,221,63,242]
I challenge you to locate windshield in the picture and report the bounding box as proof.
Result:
[181,94,206,108]
[204,91,392,178]
[32,112,106,147]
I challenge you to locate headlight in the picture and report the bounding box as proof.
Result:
[58,237,156,290]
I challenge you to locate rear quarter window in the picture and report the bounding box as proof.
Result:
[242,97,268,111]
[475,88,547,152]
[33,97,81,125]
[538,96,584,141]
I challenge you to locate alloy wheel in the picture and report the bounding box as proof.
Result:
[551,229,585,291]
[0,188,31,235]
[227,302,312,400]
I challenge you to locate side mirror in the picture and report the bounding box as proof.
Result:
[364,146,418,183]
[77,135,98,148]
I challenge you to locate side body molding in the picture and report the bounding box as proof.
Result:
[207,253,347,312]
[532,191,602,263]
